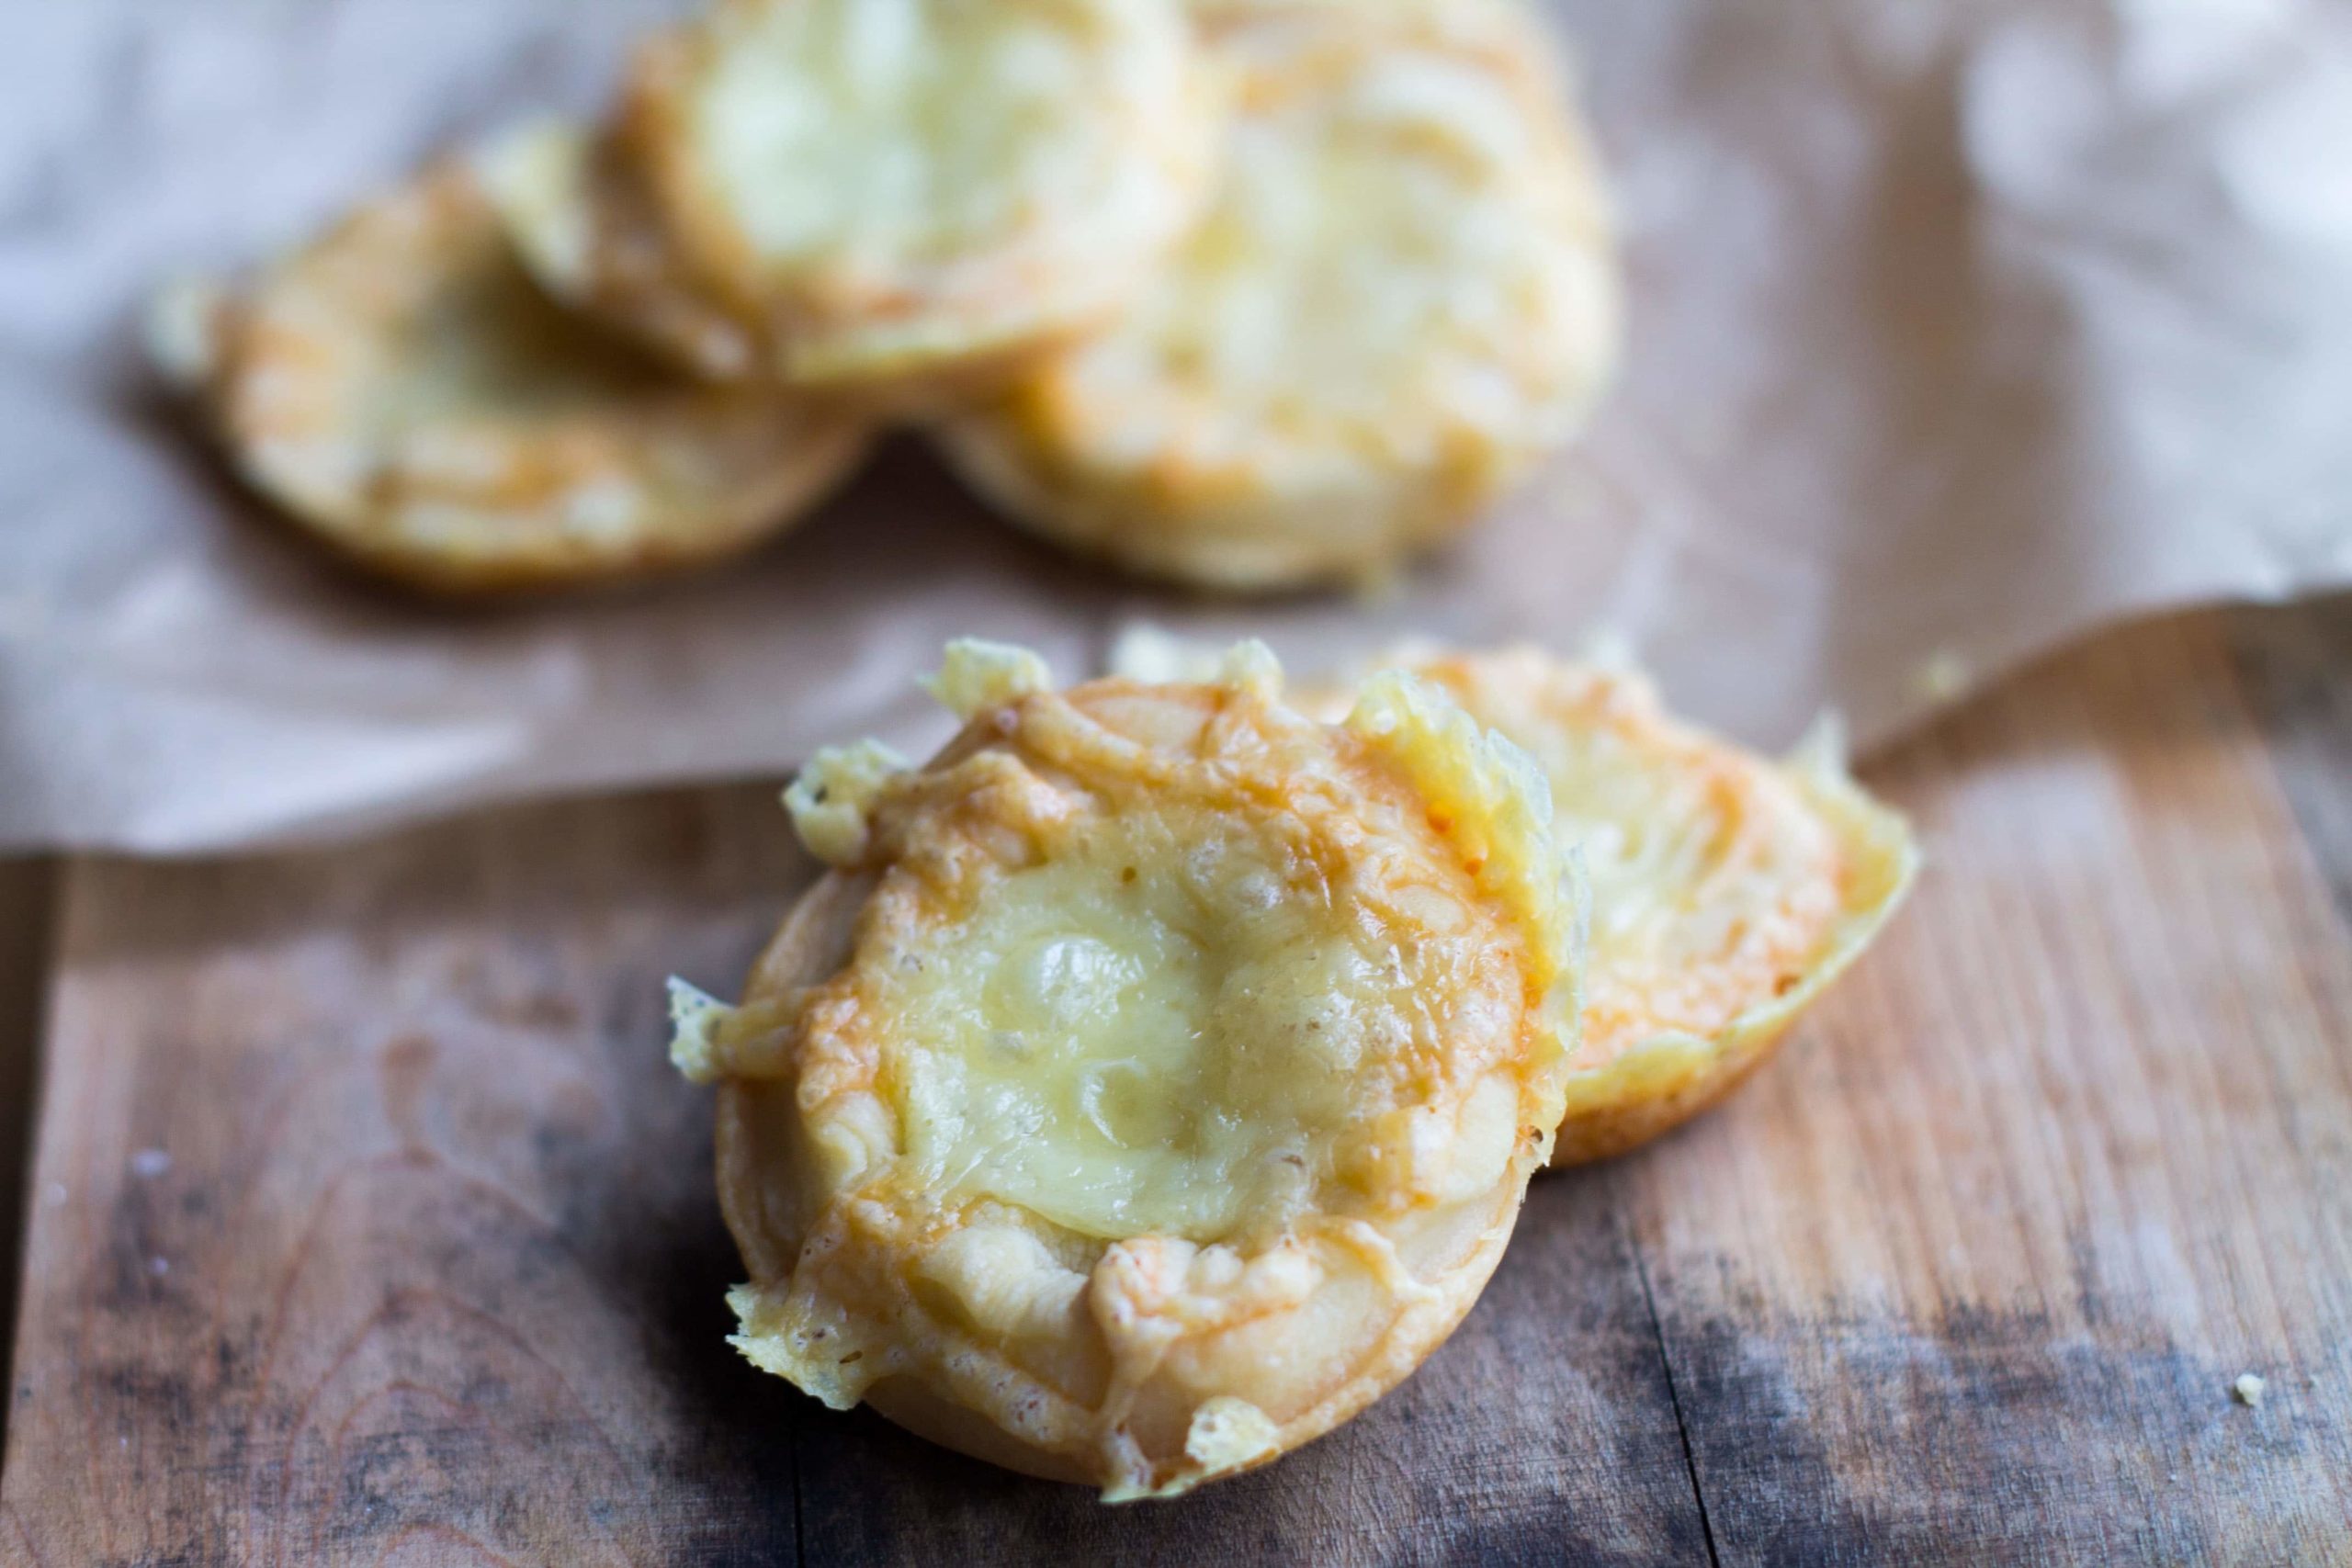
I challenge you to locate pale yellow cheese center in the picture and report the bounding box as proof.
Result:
[880,800,1436,1243]
[690,0,1127,269]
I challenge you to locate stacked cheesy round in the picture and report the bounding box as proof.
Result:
[611,0,1223,392]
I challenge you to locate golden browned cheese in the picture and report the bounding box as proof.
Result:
[152,160,873,595]
[673,641,1585,1497]
[601,0,1222,393]
[933,0,1619,590]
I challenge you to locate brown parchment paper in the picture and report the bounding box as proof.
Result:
[2,0,2347,852]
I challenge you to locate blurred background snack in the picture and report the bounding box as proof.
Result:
[151,0,1611,596]
[7,0,2338,835]
[151,158,873,594]
[151,0,1239,592]
[679,642,1584,1495]
[605,0,1223,393]
[936,0,1618,590]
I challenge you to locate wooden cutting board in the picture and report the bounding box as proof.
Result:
[4,606,2348,1565]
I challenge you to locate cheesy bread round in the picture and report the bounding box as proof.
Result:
[933,0,1619,590]
[1379,647,1917,1165]
[608,0,1222,393]
[672,641,1585,1497]
[154,161,873,595]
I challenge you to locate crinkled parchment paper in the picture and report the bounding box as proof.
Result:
[2,0,2347,852]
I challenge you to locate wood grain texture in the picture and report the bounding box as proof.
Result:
[1,795,815,1567]
[0,785,1706,1566]
[4,605,2348,1565]
[1606,608,2352,1563]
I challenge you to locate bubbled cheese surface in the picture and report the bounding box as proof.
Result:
[883,790,1488,1240]
[817,649,1569,1244]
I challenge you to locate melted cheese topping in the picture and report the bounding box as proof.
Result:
[628,0,1218,381]
[833,646,1569,1241]
[688,1,1125,267]
[880,797,1445,1240]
